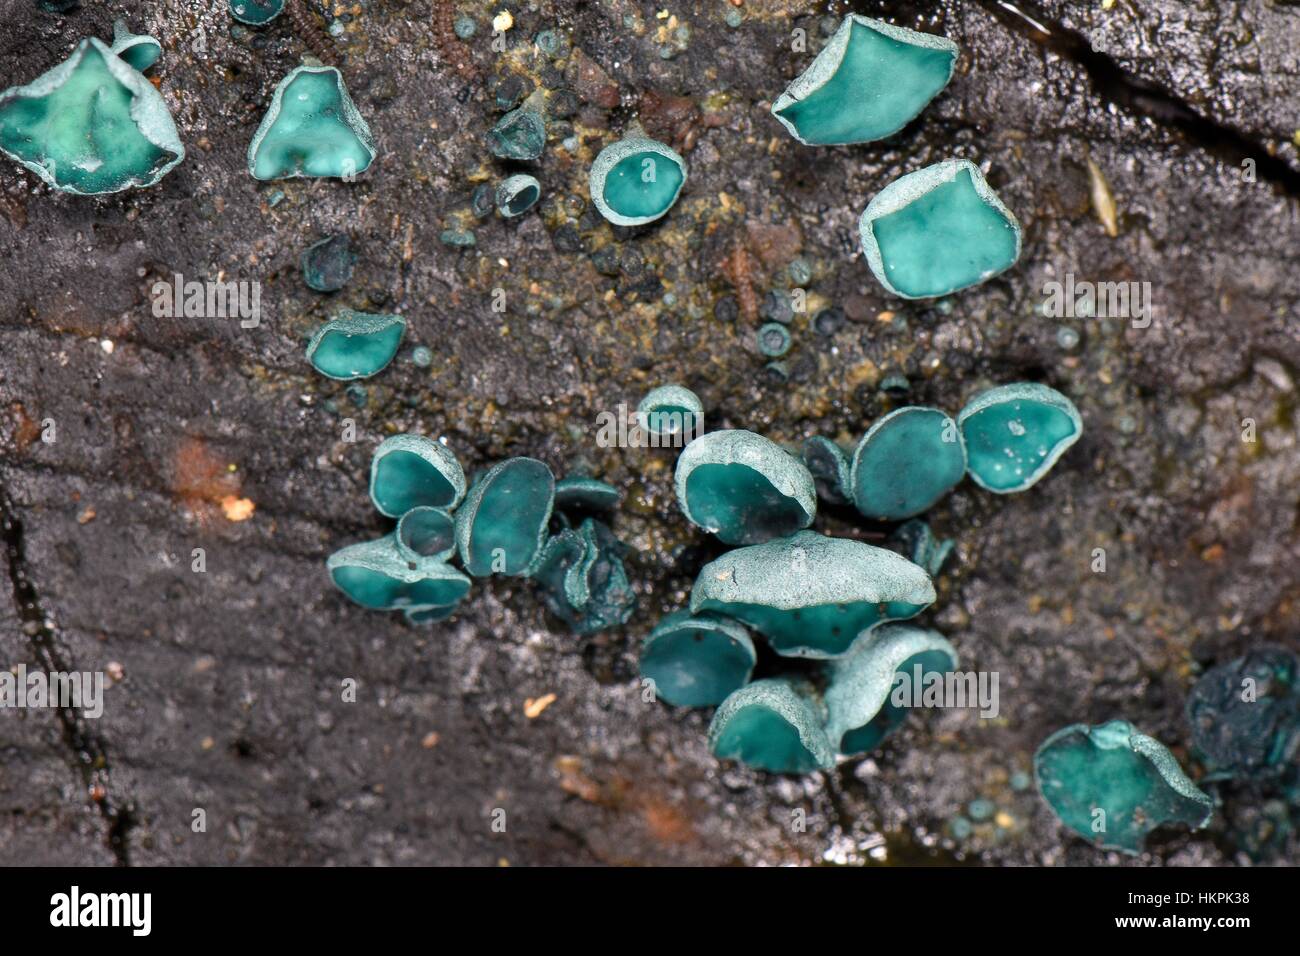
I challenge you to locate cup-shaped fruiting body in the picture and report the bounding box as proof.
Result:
[369,434,467,517]
[228,0,285,25]
[889,518,955,577]
[553,476,621,513]
[636,384,702,438]
[327,535,471,611]
[1185,646,1300,782]
[824,624,958,755]
[488,107,546,160]
[850,406,966,520]
[248,65,376,180]
[405,604,458,625]
[495,174,541,217]
[455,457,555,577]
[640,611,757,707]
[1034,719,1214,855]
[771,15,957,147]
[530,518,636,634]
[301,234,356,292]
[690,530,935,659]
[708,678,836,773]
[859,159,1021,299]
[395,506,456,563]
[589,136,687,226]
[802,436,852,505]
[757,322,792,358]
[109,20,162,72]
[675,430,816,545]
[305,311,406,381]
[957,383,1082,493]
[0,38,184,194]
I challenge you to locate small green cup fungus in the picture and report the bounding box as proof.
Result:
[771,15,957,147]
[455,457,555,576]
[1034,719,1214,854]
[802,436,852,505]
[957,383,1082,493]
[636,384,703,438]
[495,174,542,217]
[824,624,958,755]
[850,406,966,520]
[708,678,836,773]
[327,535,471,611]
[589,136,687,226]
[109,21,162,72]
[690,530,935,659]
[530,517,635,634]
[369,434,467,517]
[1186,646,1300,782]
[0,38,185,194]
[890,519,955,577]
[859,159,1021,299]
[757,322,792,358]
[553,476,621,513]
[488,107,546,160]
[674,430,816,545]
[395,506,456,563]
[405,603,460,625]
[248,65,376,180]
[301,234,356,292]
[640,611,757,708]
[305,311,406,381]
[229,0,285,26]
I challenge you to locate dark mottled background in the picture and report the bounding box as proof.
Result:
[1,0,1298,866]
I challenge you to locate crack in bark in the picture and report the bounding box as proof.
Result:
[0,479,135,866]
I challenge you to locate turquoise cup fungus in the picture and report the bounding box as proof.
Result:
[248,65,376,180]
[772,15,957,147]
[228,0,285,26]
[1034,719,1214,855]
[637,383,703,439]
[859,159,1021,299]
[709,678,836,773]
[530,518,636,634]
[690,530,935,659]
[488,107,546,160]
[0,37,185,194]
[589,136,687,226]
[890,519,955,577]
[674,430,817,545]
[801,436,852,505]
[395,506,456,563]
[957,383,1082,493]
[495,174,542,217]
[850,406,966,520]
[824,624,958,755]
[553,476,621,513]
[369,434,467,517]
[454,457,555,576]
[305,311,406,381]
[327,535,471,611]
[109,20,162,72]
[639,611,757,707]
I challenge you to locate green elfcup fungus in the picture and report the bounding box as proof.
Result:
[637,383,703,438]
[405,603,460,625]
[109,21,162,72]
[327,535,471,611]
[890,518,955,577]
[824,624,958,755]
[859,159,1021,299]
[248,65,376,180]
[495,174,541,217]
[1034,719,1214,854]
[305,311,406,381]
[229,0,285,26]
[802,436,852,505]
[301,234,356,292]
[455,457,555,577]
[488,107,546,160]
[757,322,792,358]
[674,430,816,545]
[369,434,467,517]
[0,38,185,194]
[957,383,1082,493]
[640,611,756,708]
[850,406,966,520]
[589,136,687,226]
[530,518,635,635]
[690,530,935,659]
[553,476,621,512]
[708,678,836,773]
[395,506,456,562]
[771,15,957,147]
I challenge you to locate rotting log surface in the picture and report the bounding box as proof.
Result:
[1,0,1298,865]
